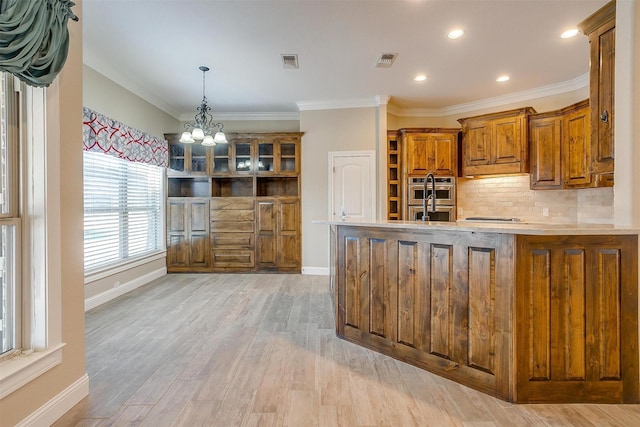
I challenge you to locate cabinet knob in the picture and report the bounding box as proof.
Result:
[600,111,608,123]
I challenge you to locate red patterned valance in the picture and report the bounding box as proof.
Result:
[82,107,168,167]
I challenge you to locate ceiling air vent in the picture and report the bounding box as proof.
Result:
[376,52,398,68]
[281,54,299,69]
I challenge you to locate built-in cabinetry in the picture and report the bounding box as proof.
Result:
[330,222,639,403]
[400,128,458,177]
[166,198,210,271]
[387,131,400,220]
[166,132,302,273]
[579,0,615,178]
[458,107,535,177]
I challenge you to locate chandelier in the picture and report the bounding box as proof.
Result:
[179,66,227,145]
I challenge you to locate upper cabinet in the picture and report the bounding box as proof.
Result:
[458,107,536,177]
[400,128,459,176]
[578,0,615,177]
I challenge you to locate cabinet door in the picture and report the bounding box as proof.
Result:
[256,200,277,267]
[276,199,300,269]
[564,107,591,187]
[188,200,210,267]
[493,116,522,165]
[407,135,429,175]
[277,140,300,174]
[530,117,562,189]
[233,140,254,174]
[167,200,188,267]
[589,21,615,175]
[430,133,457,176]
[463,121,491,167]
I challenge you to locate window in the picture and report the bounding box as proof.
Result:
[0,72,20,356]
[83,151,163,272]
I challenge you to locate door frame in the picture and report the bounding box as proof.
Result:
[328,150,377,220]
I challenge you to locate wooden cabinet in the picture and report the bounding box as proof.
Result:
[387,131,401,220]
[334,225,515,401]
[458,107,535,177]
[530,100,606,189]
[210,197,255,269]
[400,128,458,176]
[165,132,303,273]
[166,198,210,271]
[331,223,639,403]
[515,234,638,403]
[579,0,615,177]
[530,100,613,190]
[256,198,300,271]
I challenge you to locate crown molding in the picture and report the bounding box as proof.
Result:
[178,111,300,121]
[297,96,388,111]
[390,73,589,117]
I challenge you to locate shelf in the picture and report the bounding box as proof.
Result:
[211,177,253,197]
[168,177,210,197]
[256,177,298,197]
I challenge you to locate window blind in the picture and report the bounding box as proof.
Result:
[83,151,163,272]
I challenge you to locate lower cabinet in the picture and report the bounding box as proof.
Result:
[332,225,639,403]
[167,198,210,272]
[256,198,300,271]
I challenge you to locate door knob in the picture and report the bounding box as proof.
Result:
[600,110,608,123]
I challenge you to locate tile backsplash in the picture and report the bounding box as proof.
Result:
[456,175,614,224]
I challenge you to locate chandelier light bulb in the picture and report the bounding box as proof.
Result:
[202,135,216,146]
[213,131,228,144]
[179,131,194,143]
[191,128,205,140]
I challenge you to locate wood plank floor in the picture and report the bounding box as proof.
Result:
[55,273,640,426]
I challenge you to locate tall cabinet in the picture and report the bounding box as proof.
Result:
[579,0,615,178]
[166,132,303,273]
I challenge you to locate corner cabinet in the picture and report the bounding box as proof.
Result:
[387,131,401,220]
[166,132,303,273]
[458,107,535,177]
[579,0,615,178]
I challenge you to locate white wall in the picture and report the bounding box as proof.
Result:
[300,107,377,271]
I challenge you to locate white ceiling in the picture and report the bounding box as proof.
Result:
[82,0,608,120]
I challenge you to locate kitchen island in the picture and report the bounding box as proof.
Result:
[320,219,639,403]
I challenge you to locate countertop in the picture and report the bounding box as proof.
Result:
[313,218,640,236]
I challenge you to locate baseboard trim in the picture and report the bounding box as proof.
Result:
[301,267,329,276]
[85,267,166,312]
[17,373,89,427]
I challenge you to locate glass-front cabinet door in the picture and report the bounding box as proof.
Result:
[190,143,208,174]
[258,141,274,173]
[234,141,253,173]
[279,141,298,174]
[168,141,185,172]
[212,143,230,174]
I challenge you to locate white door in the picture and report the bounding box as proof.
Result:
[329,151,376,220]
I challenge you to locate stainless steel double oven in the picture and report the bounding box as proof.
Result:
[406,176,456,222]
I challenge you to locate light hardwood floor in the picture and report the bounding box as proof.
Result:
[55,273,640,426]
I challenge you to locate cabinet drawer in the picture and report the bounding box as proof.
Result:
[210,221,255,232]
[210,197,254,210]
[212,232,254,248]
[212,249,254,268]
[210,209,254,221]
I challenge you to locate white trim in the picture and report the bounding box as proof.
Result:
[84,251,166,283]
[297,97,382,111]
[302,267,329,276]
[84,266,167,312]
[388,73,590,117]
[179,111,300,121]
[0,343,65,400]
[16,373,89,427]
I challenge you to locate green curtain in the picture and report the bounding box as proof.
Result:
[0,0,77,87]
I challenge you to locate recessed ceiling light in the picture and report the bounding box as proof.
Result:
[448,29,465,39]
[560,28,579,39]
[496,75,510,82]
[414,74,427,82]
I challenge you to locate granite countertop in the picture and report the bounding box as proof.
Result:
[313,218,640,236]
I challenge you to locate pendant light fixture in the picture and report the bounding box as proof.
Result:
[180,66,227,145]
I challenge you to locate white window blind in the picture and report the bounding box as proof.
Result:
[83,151,163,272]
